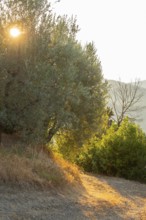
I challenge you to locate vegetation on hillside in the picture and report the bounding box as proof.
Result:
[0,0,146,187]
[76,118,146,182]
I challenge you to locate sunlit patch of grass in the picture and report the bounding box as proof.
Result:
[52,152,81,184]
[80,174,127,207]
[80,174,146,219]
[140,210,146,220]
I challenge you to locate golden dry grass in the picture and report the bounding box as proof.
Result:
[0,145,146,219]
[79,174,146,219]
[0,145,81,189]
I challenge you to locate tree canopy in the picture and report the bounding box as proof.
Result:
[0,0,107,144]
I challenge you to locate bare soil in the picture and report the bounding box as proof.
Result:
[0,173,146,220]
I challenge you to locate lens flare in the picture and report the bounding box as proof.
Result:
[9,27,21,38]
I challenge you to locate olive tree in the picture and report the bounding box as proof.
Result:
[0,0,107,144]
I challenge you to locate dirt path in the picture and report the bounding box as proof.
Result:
[0,173,146,220]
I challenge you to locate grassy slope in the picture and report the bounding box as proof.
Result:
[0,144,146,219]
[0,145,80,189]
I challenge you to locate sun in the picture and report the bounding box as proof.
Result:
[9,27,21,38]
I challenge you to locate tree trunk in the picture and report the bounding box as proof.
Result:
[0,130,1,144]
[47,121,59,142]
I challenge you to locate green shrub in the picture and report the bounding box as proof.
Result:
[76,118,146,182]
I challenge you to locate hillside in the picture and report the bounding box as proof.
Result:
[0,142,146,219]
[0,173,146,219]
[140,80,146,89]
[108,80,146,132]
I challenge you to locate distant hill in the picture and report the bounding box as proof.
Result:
[107,80,146,132]
[140,80,146,89]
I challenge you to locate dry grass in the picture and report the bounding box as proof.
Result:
[140,207,146,220]
[0,145,81,189]
[0,145,146,219]
[52,153,81,183]
[80,174,146,219]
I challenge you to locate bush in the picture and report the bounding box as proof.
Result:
[76,118,146,182]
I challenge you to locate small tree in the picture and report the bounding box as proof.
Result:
[109,80,145,126]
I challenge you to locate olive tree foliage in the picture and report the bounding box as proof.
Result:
[0,0,107,144]
[109,80,145,127]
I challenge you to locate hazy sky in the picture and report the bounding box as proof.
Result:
[51,0,146,82]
